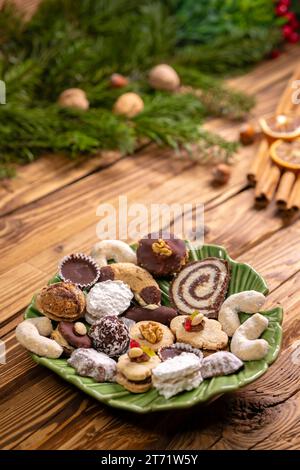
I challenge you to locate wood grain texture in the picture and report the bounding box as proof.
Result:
[1,46,300,450]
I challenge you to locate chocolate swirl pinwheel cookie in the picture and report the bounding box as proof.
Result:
[170,258,230,319]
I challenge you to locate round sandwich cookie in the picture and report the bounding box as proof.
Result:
[116,348,161,393]
[136,232,188,277]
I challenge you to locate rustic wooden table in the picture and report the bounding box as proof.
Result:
[1,47,300,450]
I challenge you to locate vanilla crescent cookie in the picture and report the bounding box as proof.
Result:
[152,352,203,399]
[130,320,174,352]
[116,352,161,393]
[98,262,161,306]
[218,290,266,337]
[170,315,228,351]
[15,317,63,359]
[91,240,137,267]
[230,313,269,361]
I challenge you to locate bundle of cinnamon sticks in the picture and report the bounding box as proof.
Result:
[247,65,300,215]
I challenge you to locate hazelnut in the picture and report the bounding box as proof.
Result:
[58,88,89,110]
[128,347,144,359]
[212,163,231,185]
[110,73,129,88]
[239,123,256,145]
[191,313,204,326]
[74,322,87,336]
[149,64,180,91]
[113,92,144,118]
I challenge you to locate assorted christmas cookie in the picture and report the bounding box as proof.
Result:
[51,321,92,356]
[170,257,230,318]
[98,262,161,306]
[59,253,100,289]
[136,233,188,277]
[68,348,117,382]
[170,313,228,351]
[85,279,133,324]
[158,342,203,362]
[88,315,130,358]
[35,282,85,322]
[200,351,243,379]
[152,352,203,399]
[123,305,178,326]
[116,343,161,393]
[17,239,276,405]
[130,320,174,352]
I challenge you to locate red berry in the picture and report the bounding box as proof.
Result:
[280,0,291,5]
[270,49,281,59]
[283,24,294,39]
[184,318,192,332]
[276,4,289,16]
[288,31,300,43]
[130,339,140,348]
[285,11,297,23]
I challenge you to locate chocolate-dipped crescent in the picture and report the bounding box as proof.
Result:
[170,258,230,319]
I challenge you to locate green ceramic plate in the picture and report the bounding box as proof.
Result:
[24,243,283,413]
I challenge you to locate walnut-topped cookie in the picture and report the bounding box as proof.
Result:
[170,315,228,351]
[130,321,174,352]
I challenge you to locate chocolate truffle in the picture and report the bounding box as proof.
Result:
[88,315,130,357]
[35,282,85,322]
[59,253,100,289]
[136,233,188,277]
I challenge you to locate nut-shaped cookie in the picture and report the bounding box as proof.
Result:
[170,315,228,351]
[35,282,85,322]
[130,321,174,352]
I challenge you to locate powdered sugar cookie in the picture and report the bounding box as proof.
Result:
[200,351,243,379]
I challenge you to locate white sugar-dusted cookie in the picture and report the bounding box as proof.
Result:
[230,313,269,361]
[68,348,117,382]
[218,291,266,337]
[152,352,202,398]
[201,351,243,379]
[85,280,133,324]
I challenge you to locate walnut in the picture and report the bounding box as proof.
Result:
[152,239,172,256]
[140,322,163,344]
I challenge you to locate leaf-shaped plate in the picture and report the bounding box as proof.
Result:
[24,243,283,413]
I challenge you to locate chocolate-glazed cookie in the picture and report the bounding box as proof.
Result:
[136,233,188,277]
[124,305,178,326]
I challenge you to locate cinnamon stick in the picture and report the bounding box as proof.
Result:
[247,139,269,186]
[255,161,281,207]
[247,65,300,186]
[286,173,300,214]
[275,170,296,209]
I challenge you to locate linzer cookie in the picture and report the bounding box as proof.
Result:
[98,262,161,306]
[136,233,188,277]
[35,282,85,322]
[170,257,230,318]
[116,351,161,394]
[59,253,100,289]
